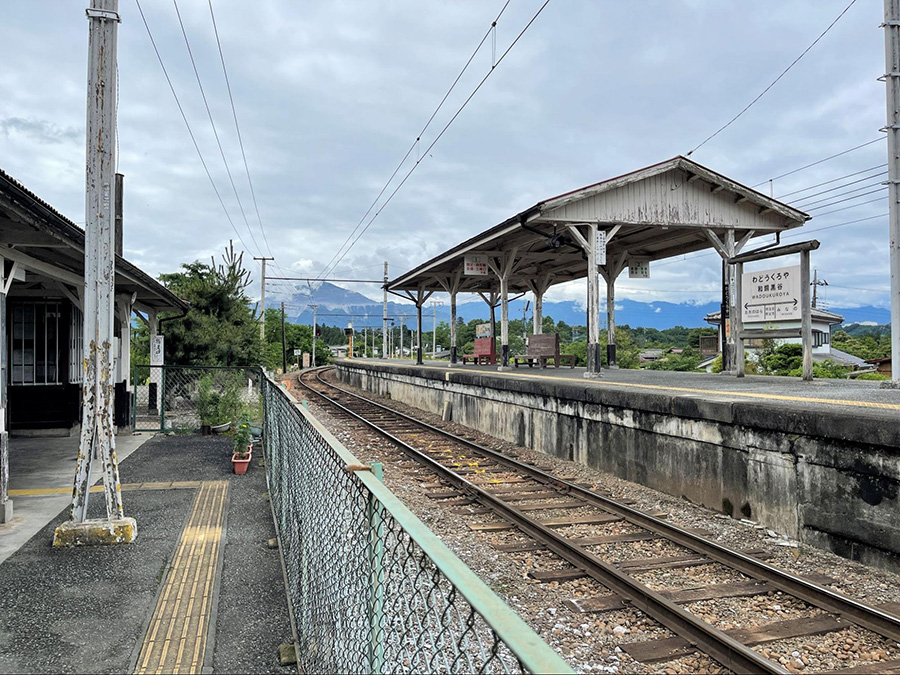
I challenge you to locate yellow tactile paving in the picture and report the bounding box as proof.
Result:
[404,362,900,412]
[135,480,228,675]
[9,481,201,497]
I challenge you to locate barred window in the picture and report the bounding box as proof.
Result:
[10,302,61,385]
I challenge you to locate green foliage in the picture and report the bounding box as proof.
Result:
[856,372,890,381]
[709,354,723,373]
[560,340,587,366]
[761,343,803,375]
[156,242,262,366]
[194,372,242,425]
[647,352,701,371]
[832,330,891,362]
[233,412,252,457]
[811,359,852,379]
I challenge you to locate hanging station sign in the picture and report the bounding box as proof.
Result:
[628,257,650,278]
[464,254,489,276]
[741,264,801,322]
[595,231,607,266]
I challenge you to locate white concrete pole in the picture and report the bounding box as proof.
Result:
[416,297,424,365]
[70,0,125,526]
[255,257,272,343]
[885,0,900,382]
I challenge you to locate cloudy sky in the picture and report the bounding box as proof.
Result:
[0,0,890,318]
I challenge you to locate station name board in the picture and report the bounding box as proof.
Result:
[741,264,801,322]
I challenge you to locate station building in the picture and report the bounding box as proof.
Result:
[0,168,187,433]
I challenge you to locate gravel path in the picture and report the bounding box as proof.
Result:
[301,371,900,674]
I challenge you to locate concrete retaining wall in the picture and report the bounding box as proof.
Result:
[335,362,900,572]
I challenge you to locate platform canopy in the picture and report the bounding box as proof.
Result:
[388,155,809,295]
[385,156,810,374]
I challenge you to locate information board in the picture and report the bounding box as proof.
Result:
[475,322,492,338]
[741,264,801,322]
[628,257,650,278]
[595,231,607,266]
[464,254,488,276]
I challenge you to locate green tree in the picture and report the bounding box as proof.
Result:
[264,308,332,369]
[156,242,262,366]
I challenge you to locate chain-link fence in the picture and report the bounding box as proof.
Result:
[261,375,570,675]
[132,365,262,432]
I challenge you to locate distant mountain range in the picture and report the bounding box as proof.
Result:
[278,282,892,331]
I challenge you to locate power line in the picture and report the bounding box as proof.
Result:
[752,138,884,188]
[786,170,887,204]
[688,0,859,156]
[172,0,264,258]
[314,0,514,282]
[133,0,260,271]
[322,0,553,279]
[776,163,887,199]
[809,193,886,216]
[793,180,888,209]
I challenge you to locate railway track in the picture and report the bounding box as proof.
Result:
[298,366,900,674]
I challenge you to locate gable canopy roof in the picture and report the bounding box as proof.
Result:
[388,156,810,296]
[0,168,188,313]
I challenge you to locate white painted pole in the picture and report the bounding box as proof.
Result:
[499,275,509,369]
[586,223,601,377]
[71,0,123,523]
[801,250,813,381]
[885,0,900,382]
[533,290,543,335]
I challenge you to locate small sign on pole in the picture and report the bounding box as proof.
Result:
[628,257,650,278]
[464,254,488,276]
[293,348,302,356]
[595,230,607,266]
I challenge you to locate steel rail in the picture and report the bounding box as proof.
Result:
[298,369,788,674]
[308,367,900,645]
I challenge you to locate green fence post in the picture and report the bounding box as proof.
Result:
[367,462,385,674]
[159,367,166,432]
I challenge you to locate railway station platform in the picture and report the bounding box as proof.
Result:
[334,359,900,572]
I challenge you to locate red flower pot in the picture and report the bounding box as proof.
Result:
[232,453,251,474]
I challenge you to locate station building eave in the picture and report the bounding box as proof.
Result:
[0,168,188,314]
[387,155,810,296]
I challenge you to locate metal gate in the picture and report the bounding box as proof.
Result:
[131,365,262,432]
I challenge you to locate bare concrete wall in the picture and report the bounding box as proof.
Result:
[336,362,900,572]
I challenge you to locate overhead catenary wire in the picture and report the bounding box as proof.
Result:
[172,1,268,262]
[753,138,884,188]
[776,164,887,199]
[792,180,888,209]
[786,170,887,204]
[688,0,860,156]
[133,0,261,272]
[314,0,514,283]
[320,0,553,281]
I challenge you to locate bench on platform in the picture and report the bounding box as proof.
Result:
[513,333,575,368]
[461,337,499,365]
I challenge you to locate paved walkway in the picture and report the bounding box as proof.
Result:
[0,435,293,674]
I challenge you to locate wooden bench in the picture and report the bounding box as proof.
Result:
[513,333,575,368]
[461,337,499,365]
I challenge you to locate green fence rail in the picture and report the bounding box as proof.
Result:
[261,374,572,674]
[131,365,262,432]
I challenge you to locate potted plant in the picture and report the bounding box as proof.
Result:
[231,413,253,474]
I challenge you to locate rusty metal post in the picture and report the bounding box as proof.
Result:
[70,0,124,523]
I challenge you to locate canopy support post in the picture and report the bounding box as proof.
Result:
[600,252,628,369]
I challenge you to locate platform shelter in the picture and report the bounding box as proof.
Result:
[386,156,810,376]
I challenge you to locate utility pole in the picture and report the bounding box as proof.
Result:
[382,261,388,359]
[309,304,318,367]
[254,257,273,343]
[884,0,900,381]
[811,269,828,309]
[281,302,287,373]
[57,0,133,545]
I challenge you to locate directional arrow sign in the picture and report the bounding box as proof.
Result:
[741,264,801,322]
